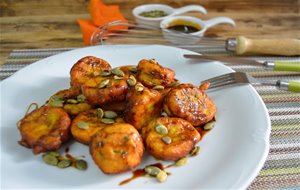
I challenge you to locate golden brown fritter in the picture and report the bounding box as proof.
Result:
[81,77,128,106]
[18,106,71,154]
[71,109,124,145]
[142,117,200,161]
[90,123,144,174]
[163,83,217,126]
[47,88,93,116]
[70,56,112,90]
[124,82,163,130]
[136,59,175,88]
[101,101,127,112]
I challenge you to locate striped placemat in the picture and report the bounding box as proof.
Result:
[1,48,300,189]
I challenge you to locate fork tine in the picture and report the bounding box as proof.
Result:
[201,72,250,89]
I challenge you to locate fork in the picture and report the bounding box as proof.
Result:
[201,72,300,92]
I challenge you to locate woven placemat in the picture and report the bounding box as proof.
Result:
[1,48,300,189]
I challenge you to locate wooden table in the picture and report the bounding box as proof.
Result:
[0,0,299,65]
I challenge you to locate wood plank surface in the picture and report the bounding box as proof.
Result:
[0,0,299,65]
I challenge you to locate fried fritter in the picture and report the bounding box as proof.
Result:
[124,82,163,130]
[71,109,124,145]
[90,123,144,174]
[81,76,128,106]
[47,88,93,116]
[142,117,200,160]
[136,59,175,88]
[70,56,112,90]
[18,106,71,154]
[163,83,217,126]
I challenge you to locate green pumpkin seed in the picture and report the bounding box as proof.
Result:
[190,146,200,156]
[104,110,117,119]
[113,75,123,80]
[96,108,104,118]
[112,68,125,77]
[203,121,215,131]
[156,170,168,183]
[98,79,110,89]
[155,124,168,135]
[175,157,188,166]
[66,99,78,104]
[149,59,158,64]
[49,100,64,107]
[135,83,144,92]
[57,159,71,168]
[162,136,172,144]
[144,166,162,176]
[129,67,137,73]
[75,159,87,170]
[77,121,89,130]
[77,94,86,102]
[47,151,60,157]
[126,75,137,86]
[42,154,58,166]
[51,95,63,101]
[100,70,111,76]
[153,85,164,90]
[101,118,115,124]
[167,80,180,87]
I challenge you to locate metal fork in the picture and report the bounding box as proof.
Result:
[201,72,300,92]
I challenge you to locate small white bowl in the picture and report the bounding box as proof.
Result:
[132,4,207,27]
[160,15,236,44]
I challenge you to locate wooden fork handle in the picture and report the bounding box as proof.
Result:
[233,36,300,56]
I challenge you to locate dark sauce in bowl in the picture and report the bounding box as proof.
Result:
[167,25,200,33]
[165,20,202,34]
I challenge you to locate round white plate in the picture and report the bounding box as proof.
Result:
[0,45,270,189]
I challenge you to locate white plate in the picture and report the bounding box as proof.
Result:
[0,45,271,189]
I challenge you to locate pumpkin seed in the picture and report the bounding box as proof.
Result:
[66,99,78,104]
[57,159,71,168]
[149,58,158,64]
[112,67,125,77]
[100,70,111,76]
[101,118,115,124]
[175,157,188,166]
[167,80,180,87]
[126,75,137,86]
[98,79,110,88]
[77,94,86,102]
[75,159,87,170]
[96,108,104,118]
[155,124,168,135]
[135,83,144,92]
[144,166,162,176]
[156,170,167,183]
[48,96,64,107]
[49,100,64,107]
[203,121,215,131]
[190,146,200,156]
[214,115,217,121]
[47,151,60,157]
[153,85,164,90]
[51,95,63,101]
[129,67,137,73]
[162,136,172,144]
[113,75,123,80]
[104,110,117,119]
[42,154,58,166]
[77,121,89,130]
